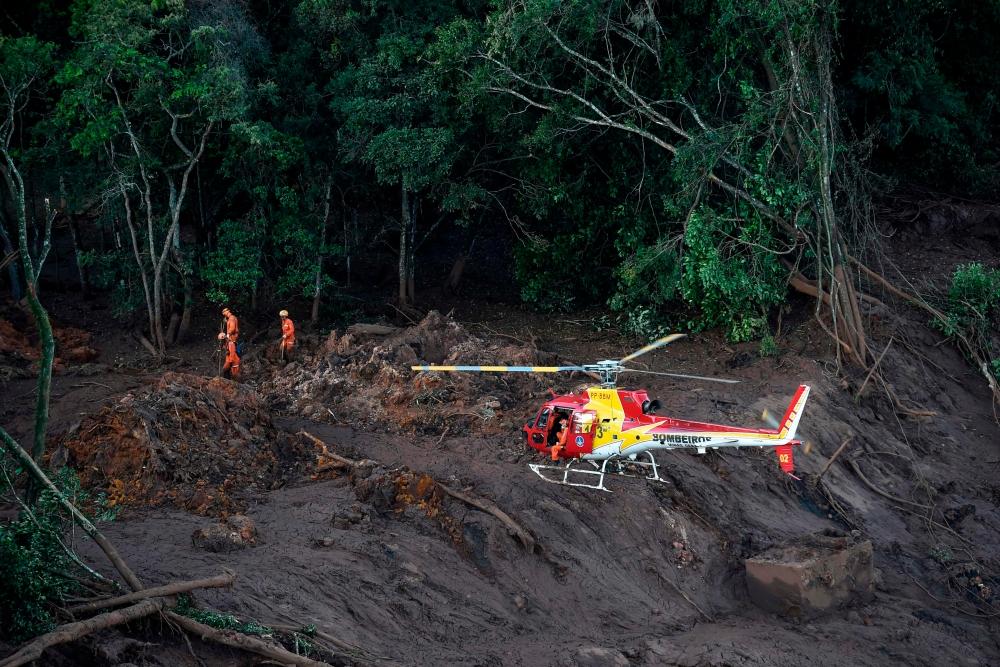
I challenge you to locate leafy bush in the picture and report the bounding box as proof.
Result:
[202,218,266,306]
[0,467,83,642]
[935,262,1000,381]
[937,262,1000,340]
[609,206,786,342]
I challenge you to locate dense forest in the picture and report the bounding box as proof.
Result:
[1,0,997,350]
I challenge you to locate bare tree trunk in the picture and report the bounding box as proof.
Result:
[1,153,54,466]
[312,179,333,325]
[66,217,87,296]
[347,206,357,288]
[0,212,20,301]
[60,176,87,296]
[165,309,181,345]
[399,183,414,307]
[120,186,156,351]
[407,194,416,303]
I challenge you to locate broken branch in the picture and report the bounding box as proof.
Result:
[438,483,537,552]
[65,571,235,616]
[847,457,930,510]
[855,337,893,399]
[0,598,168,667]
[817,437,853,481]
[0,427,144,592]
[163,612,333,667]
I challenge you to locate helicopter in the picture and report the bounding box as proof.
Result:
[411,333,810,492]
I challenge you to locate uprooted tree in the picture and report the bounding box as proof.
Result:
[478,0,872,364]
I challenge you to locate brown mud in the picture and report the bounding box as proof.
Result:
[3,233,1000,665]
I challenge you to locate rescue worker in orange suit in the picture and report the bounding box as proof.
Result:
[279,309,295,360]
[221,307,239,342]
[551,416,569,461]
[219,307,240,378]
[218,332,240,378]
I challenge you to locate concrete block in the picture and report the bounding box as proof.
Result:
[746,531,874,618]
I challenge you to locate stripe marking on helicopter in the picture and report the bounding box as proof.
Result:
[411,365,578,372]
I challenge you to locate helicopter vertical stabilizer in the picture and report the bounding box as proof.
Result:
[776,385,810,442]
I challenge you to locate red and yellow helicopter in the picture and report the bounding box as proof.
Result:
[412,334,810,491]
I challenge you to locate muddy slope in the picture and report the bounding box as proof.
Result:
[72,303,1000,666]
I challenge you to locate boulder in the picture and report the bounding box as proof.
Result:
[192,514,257,553]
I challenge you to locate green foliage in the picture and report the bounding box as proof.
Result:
[936,262,1000,340]
[174,595,273,636]
[839,0,1000,194]
[174,595,316,655]
[78,247,148,318]
[203,219,265,305]
[759,334,778,358]
[935,262,1000,382]
[6,0,1000,347]
[0,467,82,642]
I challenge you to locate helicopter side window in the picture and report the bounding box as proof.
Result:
[534,408,551,430]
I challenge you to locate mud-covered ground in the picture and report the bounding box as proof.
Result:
[2,222,1000,666]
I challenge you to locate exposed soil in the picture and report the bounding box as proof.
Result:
[2,222,1000,666]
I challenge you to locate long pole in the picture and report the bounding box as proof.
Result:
[217,316,225,377]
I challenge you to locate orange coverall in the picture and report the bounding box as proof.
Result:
[222,339,240,378]
[551,420,569,460]
[224,313,239,341]
[280,317,295,353]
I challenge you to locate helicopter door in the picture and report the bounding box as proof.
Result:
[567,410,596,455]
[525,408,551,447]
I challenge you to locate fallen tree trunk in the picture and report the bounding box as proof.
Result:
[300,430,377,470]
[66,571,235,616]
[437,483,537,552]
[164,612,332,667]
[0,598,168,667]
[346,323,399,336]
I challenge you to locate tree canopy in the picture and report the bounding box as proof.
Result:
[1,0,998,346]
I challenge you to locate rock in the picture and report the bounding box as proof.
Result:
[568,646,630,667]
[192,514,257,553]
[745,530,873,619]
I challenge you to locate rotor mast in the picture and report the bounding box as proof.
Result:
[583,361,623,388]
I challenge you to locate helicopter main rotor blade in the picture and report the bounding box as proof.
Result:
[411,365,585,373]
[619,333,687,363]
[621,368,740,384]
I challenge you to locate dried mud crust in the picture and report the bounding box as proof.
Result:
[59,371,311,514]
[265,310,556,436]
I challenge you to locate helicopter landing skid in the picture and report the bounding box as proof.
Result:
[528,453,666,492]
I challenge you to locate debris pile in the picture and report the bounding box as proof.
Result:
[267,311,557,434]
[53,325,99,364]
[61,372,309,514]
[0,308,98,378]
